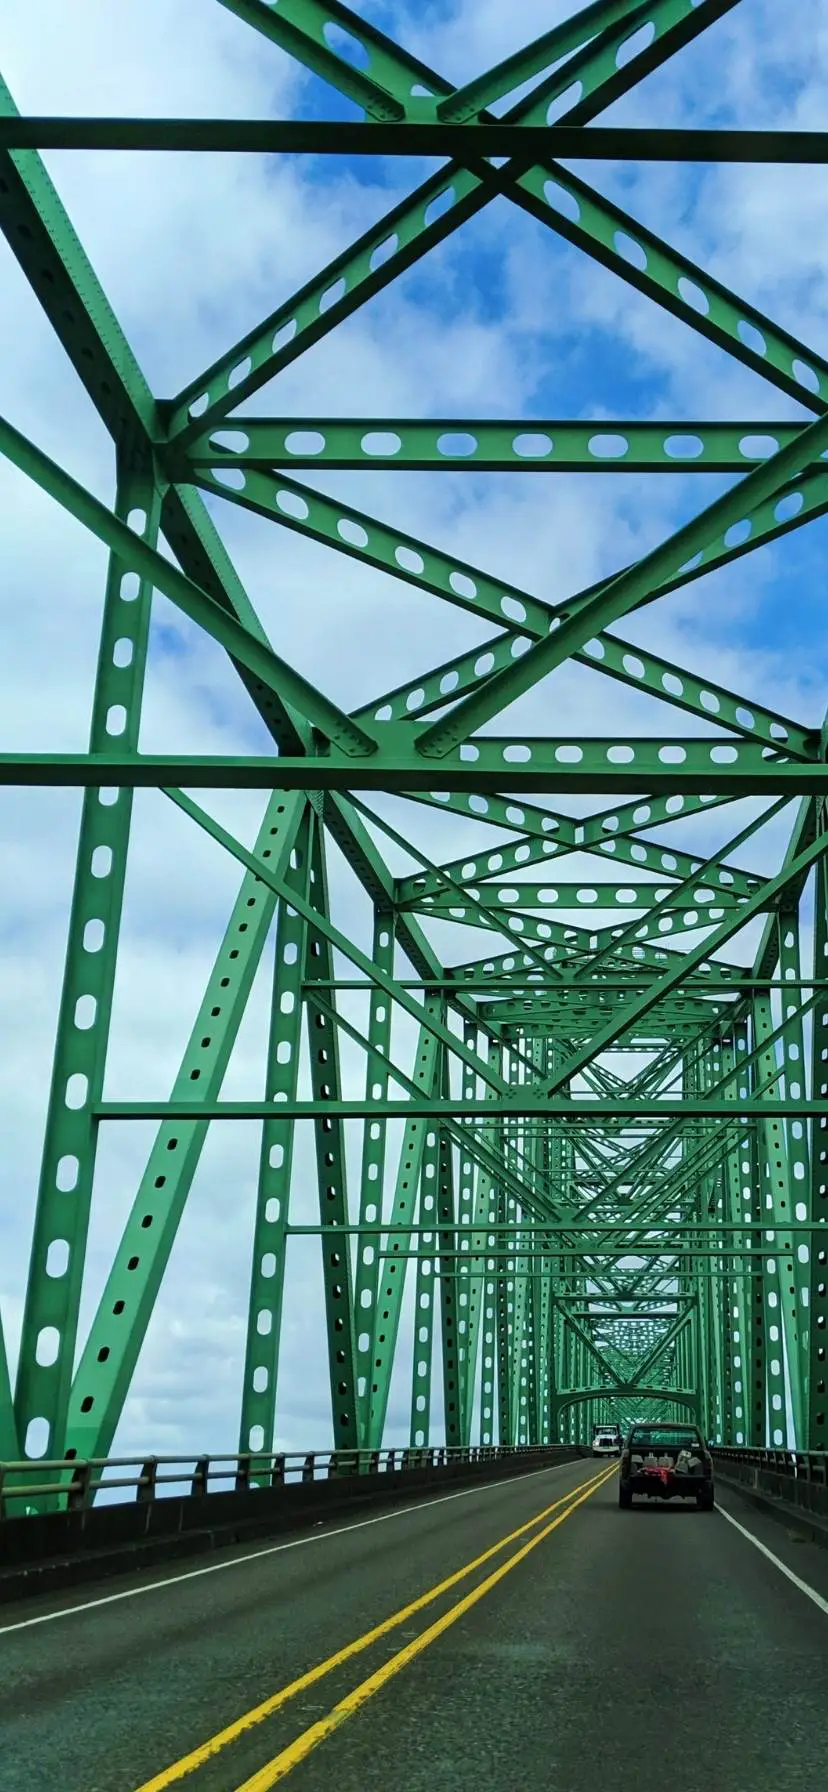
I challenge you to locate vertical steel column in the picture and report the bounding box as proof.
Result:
[724,1019,767,1445]
[65,790,305,1465]
[510,1237,531,1447]
[807,845,828,1448]
[477,1072,504,1448]
[695,1050,713,1436]
[529,1039,552,1445]
[0,1323,16,1461]
[495,1203,511,1446]
[704,1038,726,1440]
[238,807,312,1465]
[748,1117,769,1447]
[776,913,813,1440]
[513,1034,539,1445]
[463,1038,500,1444]
[683,1049,709,1433]
[303,821,359,1451]
[501,1044,524,1445]
[409,1125,438,1449]
[14,467,160,1463]
[478,1248,499,1446]
[753,990,806,1444]
[454,1020,478,1443]
[353,911,396,1445]
[436,1043,462,1449]
[367,1015,440,1447]
[495,1146,515,1447]
[548,1312,562,1445]
[720,1039,746,1443]
[725,1139,750,1441]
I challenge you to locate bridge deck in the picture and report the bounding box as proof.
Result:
[3,1458,827,1790]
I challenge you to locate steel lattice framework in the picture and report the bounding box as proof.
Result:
[1,0,827,1481]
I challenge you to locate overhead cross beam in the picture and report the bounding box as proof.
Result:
[4,120,828,161]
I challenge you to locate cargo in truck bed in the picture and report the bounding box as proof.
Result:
[618,1423,715,1510]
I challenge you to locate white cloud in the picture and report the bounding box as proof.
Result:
[1,0,824,1465]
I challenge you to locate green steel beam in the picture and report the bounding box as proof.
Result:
[195,465,817,759]
[302,820,360,1450]
[217,0,435,120]
[7,122,828,161]
[417,409,828,755]
[0,1319,18,1463]
[538,820,828,1093]
[0,70,305,766]
[410,881,748,912]
[0,412,375,761]
[437,0,659,123]
[95,1099,828,1120]
[238,808,313,1464]
[808,844,828,1448]
[368,1018,441,1448]
[409,1117,439,1450]
[4,742,828,792]
[353,912,396,1446]
[436,1101,463,1450]
[396,827,765,907]
[12,469,161,1462]
[7,0,826,1462]
[169,0,724,441]
[63,792,305,1463]
[165,791,514,1106]
[186,416,808,473]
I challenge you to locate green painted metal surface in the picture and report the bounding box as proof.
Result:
[2,0,827,1490]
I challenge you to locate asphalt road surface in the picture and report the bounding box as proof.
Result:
[2,1455,828,1792]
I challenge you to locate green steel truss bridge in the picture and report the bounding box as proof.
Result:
[2,0,828,1488]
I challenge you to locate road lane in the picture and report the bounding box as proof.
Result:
[0,1456,599,1791]
[281,1473,828,1792]
[3,1461,828,1792]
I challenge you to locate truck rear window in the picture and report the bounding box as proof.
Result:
[630,1428,699,1448]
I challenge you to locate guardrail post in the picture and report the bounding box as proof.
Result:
[235,1454,252,1493]
[138,1457,158,1503]
[270,1454,285,1487]
[67,1461,93,1511]
[191,1456,209,1496]
[302,1453,315,1483]
[0,1464,6,1521]
[328,1450,359,1479]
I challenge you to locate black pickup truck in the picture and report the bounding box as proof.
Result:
[618,1422,714,1510]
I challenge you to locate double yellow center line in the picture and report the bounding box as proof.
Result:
[138,1461,616,1791]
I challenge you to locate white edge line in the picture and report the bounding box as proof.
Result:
[717,1501,828,1616]
[0,1460,590,1636]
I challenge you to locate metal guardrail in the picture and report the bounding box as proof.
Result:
[3,1444,825,1520]
[712,1447,828,1527]
[712,1448,828,1483]
[0,1443,569,1519]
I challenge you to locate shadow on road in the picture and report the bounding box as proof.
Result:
[617,1501,713,1518]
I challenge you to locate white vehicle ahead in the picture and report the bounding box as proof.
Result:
[592,1424,622,1457]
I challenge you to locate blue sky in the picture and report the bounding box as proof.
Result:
[1,0,825,1459]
